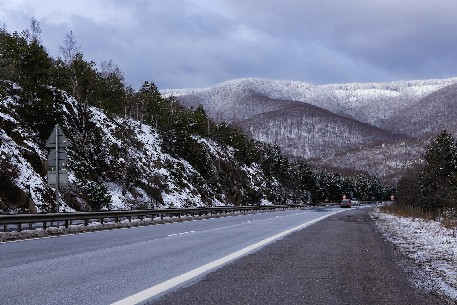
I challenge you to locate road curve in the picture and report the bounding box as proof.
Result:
[1,207,342,305]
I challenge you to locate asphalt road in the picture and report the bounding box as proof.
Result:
[1,207,343,305]
[153,208,447,305]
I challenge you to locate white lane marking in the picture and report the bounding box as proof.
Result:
[167,231,195,237]
[110,209,345,305]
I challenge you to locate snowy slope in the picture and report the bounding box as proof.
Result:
[0,90,55,212]
[384,83,457,137]
[162,76,457,179]
[0,84,277,212]
[238,100,401,159]
[58,92,272,210]
[162,77,457,127]
[313,139,424,182]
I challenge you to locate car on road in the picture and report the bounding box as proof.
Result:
[340,199,351,208]
[351,199,360,207]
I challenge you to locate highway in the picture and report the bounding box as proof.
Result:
[153,208,447,305]
[1,207,343,305]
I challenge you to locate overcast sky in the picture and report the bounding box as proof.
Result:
[1,0,457,89]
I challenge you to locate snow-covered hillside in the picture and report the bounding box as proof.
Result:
[0,83,276,212]
[238,101,401,159]
[162,76,457,127]
[0,91,54,212]
[163,76,457,180]
[313,139,424,182]
[386,83,457,137]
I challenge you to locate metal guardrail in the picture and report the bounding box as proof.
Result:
[0,205,302,233]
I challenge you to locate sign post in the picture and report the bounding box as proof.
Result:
[46,124,68,211]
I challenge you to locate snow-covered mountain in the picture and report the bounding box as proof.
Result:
[163,76,457,179]
[236,94,402,159]
[384,83,457,137]
[162,77,457,127]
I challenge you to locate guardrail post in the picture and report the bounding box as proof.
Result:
[65,220,69,228]
[17,223,22,232]
[84,219,89,226]
[3,224,7,232]
[43,222,47,230]
[116,216,120,223]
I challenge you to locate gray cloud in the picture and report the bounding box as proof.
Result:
[1,1,456,89]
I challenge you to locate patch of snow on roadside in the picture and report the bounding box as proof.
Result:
[374,211,457,301]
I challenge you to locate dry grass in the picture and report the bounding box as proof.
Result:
[381,204,457,229]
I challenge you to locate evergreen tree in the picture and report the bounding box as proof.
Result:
[419,130,457,209]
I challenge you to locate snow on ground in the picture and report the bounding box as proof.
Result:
[0,129,48,211]
[191,135,235,160]
[260,198,273,206]
[373,210,457,301]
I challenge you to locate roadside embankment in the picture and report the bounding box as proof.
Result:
[372,209,457,302]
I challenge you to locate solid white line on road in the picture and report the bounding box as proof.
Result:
[167,231,196,237]
[110,209,345,305]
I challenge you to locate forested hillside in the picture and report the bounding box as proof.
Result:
[165,75,457,181]
[237,99,401,159]
[0,24,391,213]
[313,139,424,181]
[384,83,457,137]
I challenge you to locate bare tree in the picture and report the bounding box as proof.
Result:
[60,30,79,65]
[0,22,7,33]
[59,31,81,98]
[30,17,41,42]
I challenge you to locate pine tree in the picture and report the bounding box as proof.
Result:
[419,130,457,209]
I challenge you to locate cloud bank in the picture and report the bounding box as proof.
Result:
[1,0,456,89]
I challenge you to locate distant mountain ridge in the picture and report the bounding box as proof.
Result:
[384,83,457,137]
[162,76,457,127]
[162,76,457,180]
